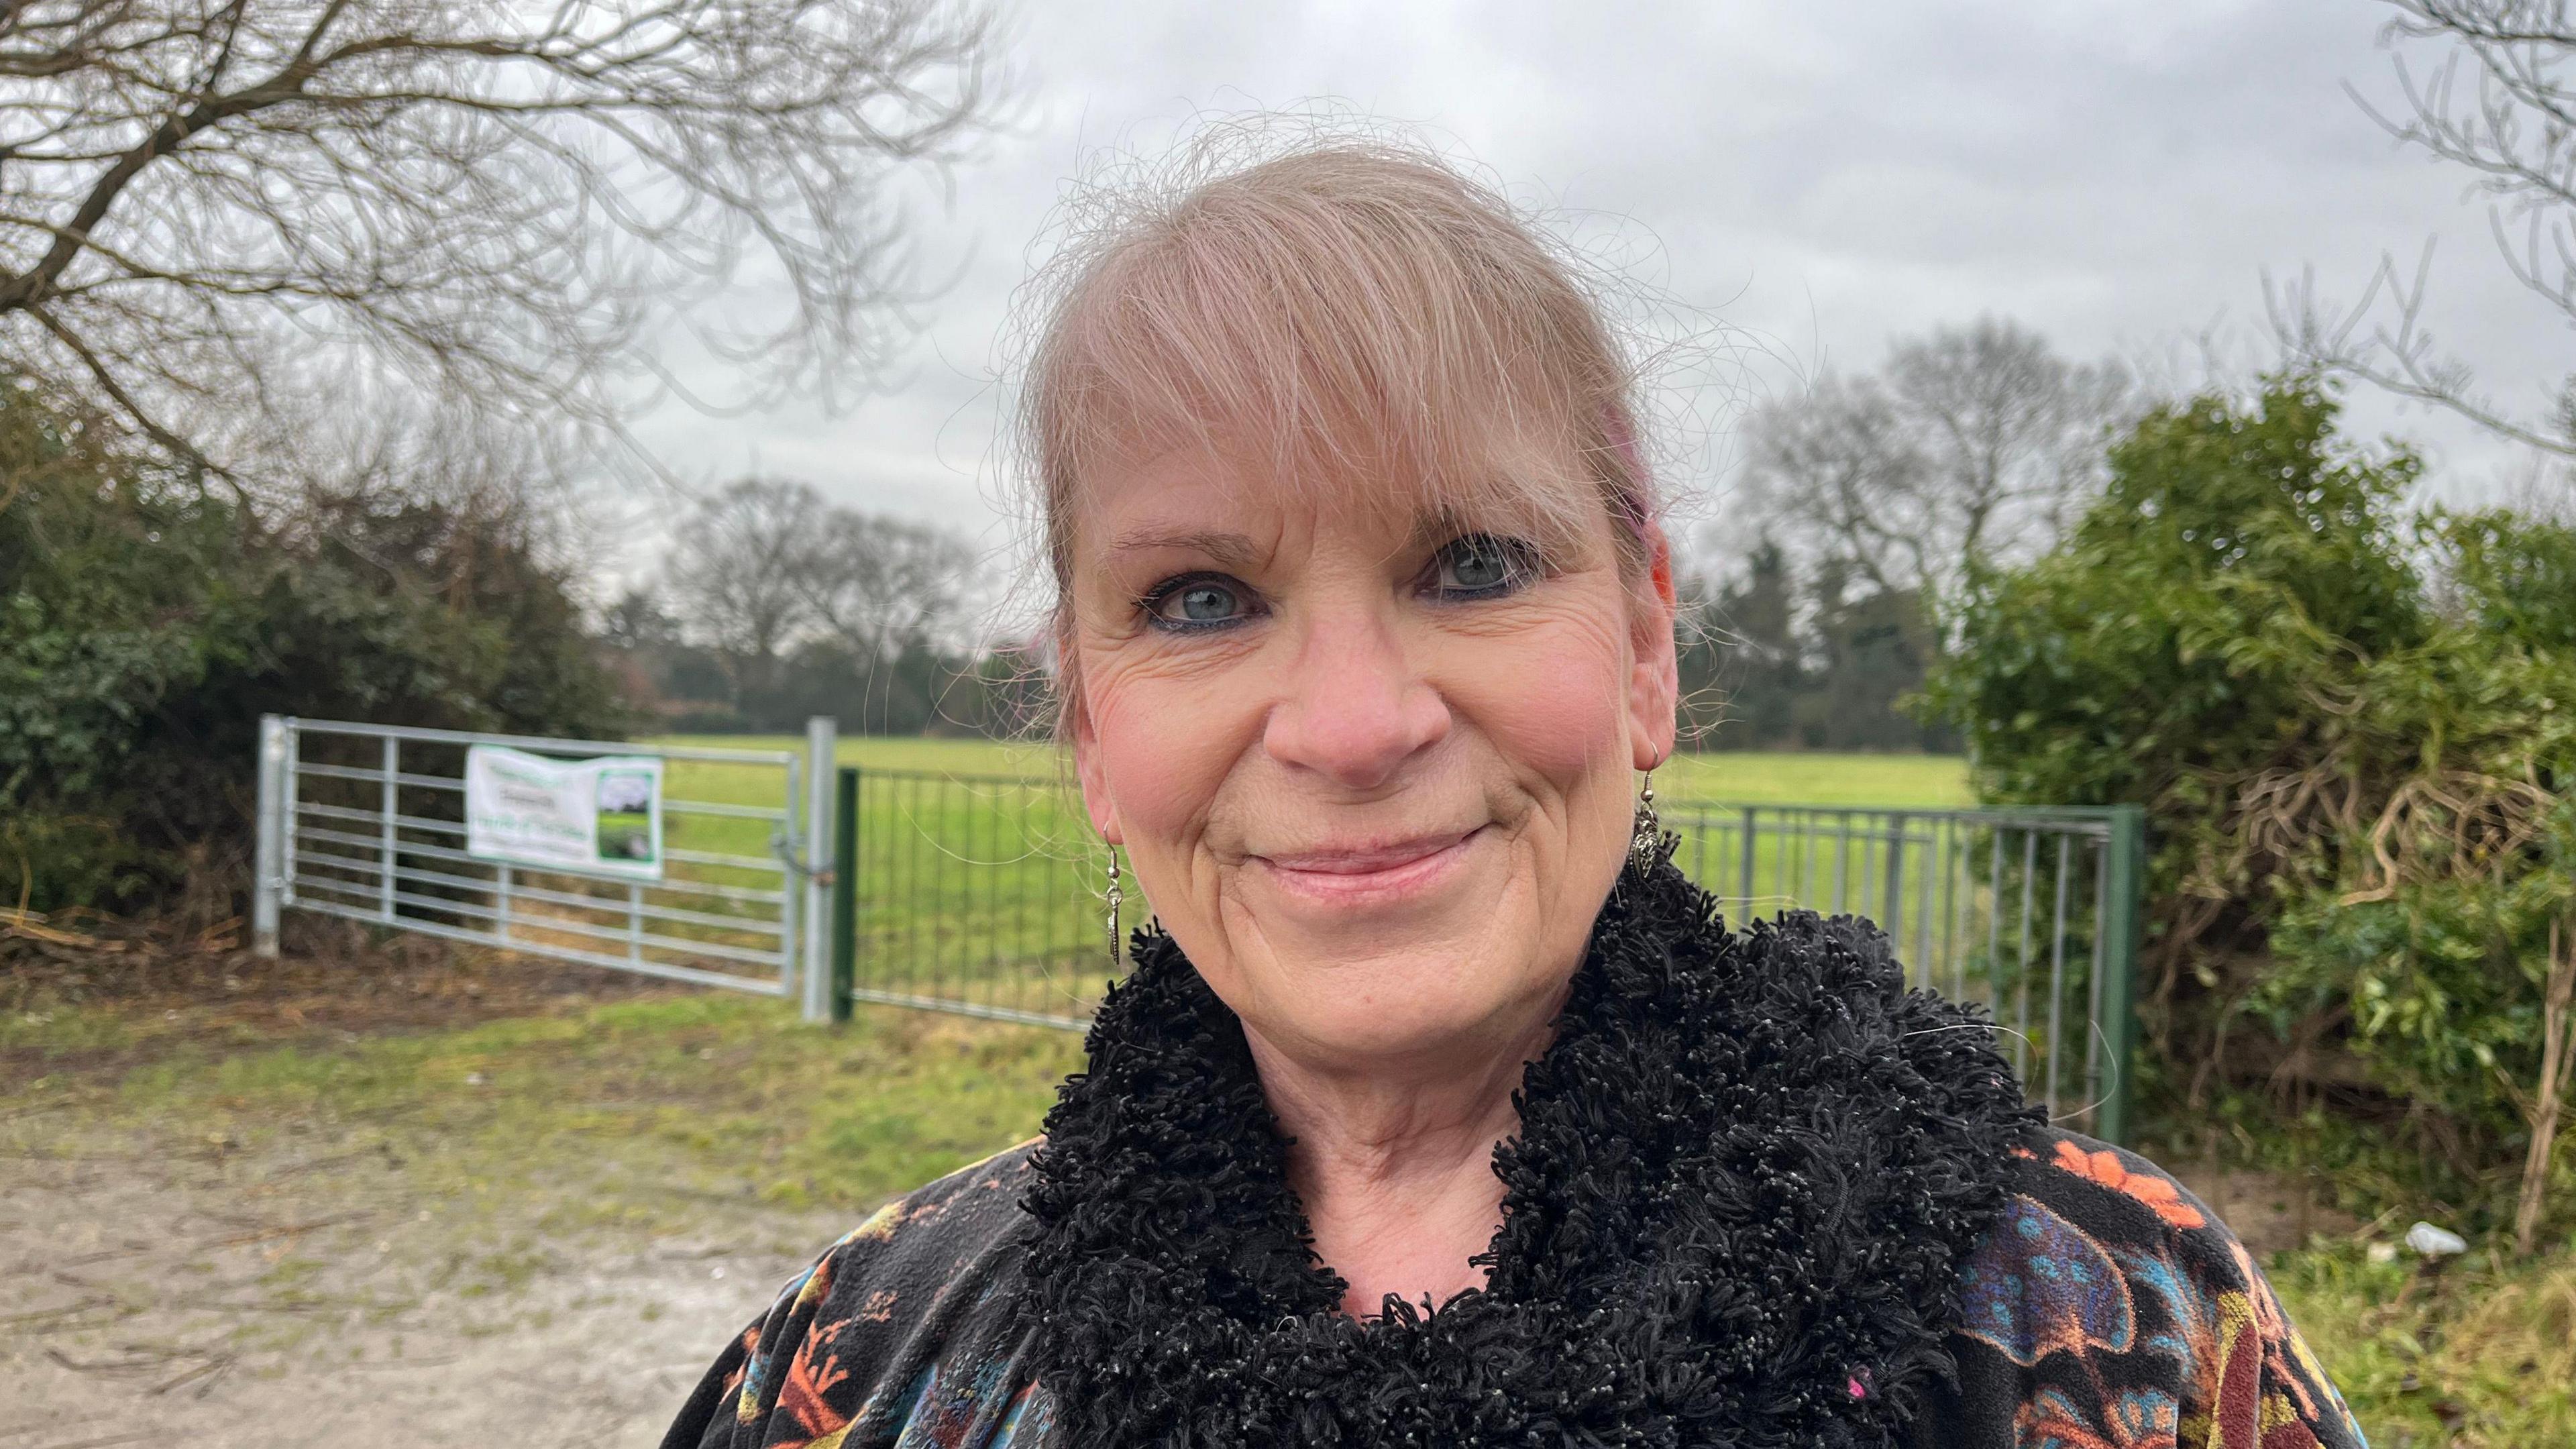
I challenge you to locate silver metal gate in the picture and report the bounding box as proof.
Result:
[250,715,840,1020]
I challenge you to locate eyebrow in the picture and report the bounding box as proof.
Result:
[1103,526,1266,567]
[1400,491,1589,563]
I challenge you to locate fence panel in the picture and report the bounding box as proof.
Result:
[833,767,1106,1029]
[256,715,836,1016]
[828,767,2147,1140]
[1658,800,2145,1140]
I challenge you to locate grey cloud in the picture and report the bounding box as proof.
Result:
[621,0,2564,588]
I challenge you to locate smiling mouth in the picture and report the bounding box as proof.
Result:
[1252,826,1487,905]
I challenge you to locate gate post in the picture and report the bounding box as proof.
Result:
[2096,805,2149,1145]
[800,716,838,1023]
[832,767,859,1024]
[253,714,287,959]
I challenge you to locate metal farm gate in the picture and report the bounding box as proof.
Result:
[252,715,843,1020]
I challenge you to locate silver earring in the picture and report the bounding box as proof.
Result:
[1103,843,1124,970]
[1631,770,1660,867]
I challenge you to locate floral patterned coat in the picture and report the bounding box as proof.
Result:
[662,1130,2365,1449]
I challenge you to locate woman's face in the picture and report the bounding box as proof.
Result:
[1065,433,1678,1072]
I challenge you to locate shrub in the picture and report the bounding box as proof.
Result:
[0,384,628,920]
[1923,376,2576,1232]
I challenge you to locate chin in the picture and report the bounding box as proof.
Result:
[1250,943,1560,1065]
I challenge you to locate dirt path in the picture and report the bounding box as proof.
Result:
[3,1092,844,1448]
[1,938,841,1445]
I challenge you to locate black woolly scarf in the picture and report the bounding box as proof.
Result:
[1021,846,2045,1448]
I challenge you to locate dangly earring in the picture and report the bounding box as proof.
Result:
[1630,769,1661,867]
[1102,842,1124,971]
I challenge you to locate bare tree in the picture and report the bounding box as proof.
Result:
[0,0,994,497]
[801,508,976,663]
[1740,318,2133,598]
[1738,375,1933,597]
[665,476,824,692]
[2274,2,2576,459]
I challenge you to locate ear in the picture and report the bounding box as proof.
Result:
[1061,636,1124,845]
[1627,522,1681,771]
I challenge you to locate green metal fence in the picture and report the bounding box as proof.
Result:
[824,767,2147,1141]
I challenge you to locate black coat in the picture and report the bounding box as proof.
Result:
[665,858,2365,1449]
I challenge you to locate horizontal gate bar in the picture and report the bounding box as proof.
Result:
[293,875,790,970]
[289,896,790,995]
[285,717,795,763]
[291,824,788,902]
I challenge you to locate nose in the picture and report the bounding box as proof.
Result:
[1262,603,1451,790]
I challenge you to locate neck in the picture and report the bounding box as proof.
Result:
[1245,1009,1558,1318]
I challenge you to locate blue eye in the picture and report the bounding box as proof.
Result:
[1142,574,1252,630]
[1431,535,1533,596]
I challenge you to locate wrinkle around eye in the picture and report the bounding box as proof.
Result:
[1079,610,1269,682]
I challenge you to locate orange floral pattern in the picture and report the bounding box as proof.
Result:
[2053,1138,2208,1230]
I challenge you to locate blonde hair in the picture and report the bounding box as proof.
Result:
[1017,128,1662,724]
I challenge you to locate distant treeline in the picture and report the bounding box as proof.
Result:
[1673,545,1951,753]
[598,588,1047,739]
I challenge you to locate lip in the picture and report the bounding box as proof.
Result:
[1252,826,1485,906]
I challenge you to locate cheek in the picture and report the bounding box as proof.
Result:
[1080,647,1258,845]
[1438,612,1632,787]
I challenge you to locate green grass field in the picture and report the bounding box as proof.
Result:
[651,735,1975,808]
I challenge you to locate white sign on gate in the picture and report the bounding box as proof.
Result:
[464,745,665,881]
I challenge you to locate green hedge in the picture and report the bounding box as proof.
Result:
[0,384,627,918]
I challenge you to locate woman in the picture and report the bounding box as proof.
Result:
[665,140,2363,1449]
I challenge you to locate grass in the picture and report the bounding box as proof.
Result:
[2270,1242,2576,1447]
[15,993,1083,1225]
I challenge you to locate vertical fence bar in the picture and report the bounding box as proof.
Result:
[1738,808,1758,910]
[1945,820,1966,1000]
[280,719,301,908]
[1985,830,2004,1020]
[801,716,837,1023]
[1013,780,1033,997]
[378,735,399,922]
[779,751,802,1003]
[1881,812,1907,969]
[253,714,286,958]
[2045,834,2072,1118]
[1913,818,1936,990]
[1832,812,1851,914]
[2096,805,2148,1145]
[2085,836,2110,1134]
[908,771,928,1002]
[2014,829,2039,1082]
[497,863,513,945]
[979,777,1000,1014]
[832,766,859,1024]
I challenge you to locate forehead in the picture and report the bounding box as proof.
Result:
[1068,429,1607,570]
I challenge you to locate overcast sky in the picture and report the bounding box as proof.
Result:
[615,0,2563,588]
